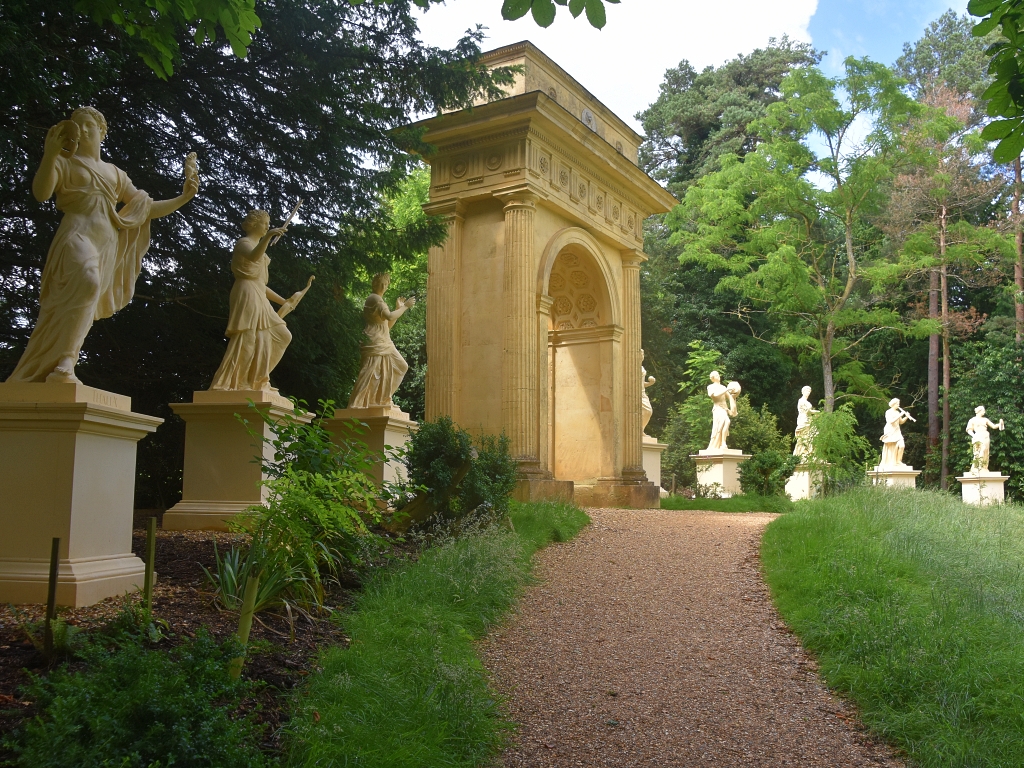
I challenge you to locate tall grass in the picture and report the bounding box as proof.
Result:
[762,487,1024,767]
[285,501,589,768]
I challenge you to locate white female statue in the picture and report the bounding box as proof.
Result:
[641,348,655,435]
[793,386,820,458]
[966,406,1004,474]
[347,273,415,409]
[209,210,313,392]
[8,107,199,384]
[706,370,740,451]
[879,398,913,468]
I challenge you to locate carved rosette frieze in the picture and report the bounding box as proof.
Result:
[498,189,543,473]
[620,251,647,481]
[424,201,465,422]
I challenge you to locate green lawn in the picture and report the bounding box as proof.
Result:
[661,494,794,513]
[284,502,590,768]
[762,487,1024,767]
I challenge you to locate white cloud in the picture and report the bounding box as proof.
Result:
[415,0,818,132]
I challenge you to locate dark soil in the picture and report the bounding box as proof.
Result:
[0,513,359,762]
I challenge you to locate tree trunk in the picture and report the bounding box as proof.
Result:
[1015,157,1023,343]
[821,322,836,413]
[940,262,950,491]
[928,268,939,456]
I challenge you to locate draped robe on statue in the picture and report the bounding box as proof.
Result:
[209,251,292,391]
[347,293,408,408]
[8,156,153,382]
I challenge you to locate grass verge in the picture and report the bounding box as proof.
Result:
[284,501,590,767]
[661,494,793,513]
[761,487,1024,767]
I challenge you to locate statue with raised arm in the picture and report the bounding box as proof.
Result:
[209,210,313,393]
[966,405,1005,474]
[7,107,199,384]
[347,273,415,409]
[706,371,740,452]
[641,348,655,435]
[879,398,913,468]
[793,386,820,458]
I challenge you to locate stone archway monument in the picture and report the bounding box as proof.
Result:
[412,42,676,508]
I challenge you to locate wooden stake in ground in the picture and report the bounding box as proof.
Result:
[43,537,59,660]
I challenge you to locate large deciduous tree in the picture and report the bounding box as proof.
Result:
[671,59,927,414]
[0,0,511,505]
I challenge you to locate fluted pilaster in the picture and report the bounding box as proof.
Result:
[621,252,646,481]
[424,202,464,422]
[501,192,541,470]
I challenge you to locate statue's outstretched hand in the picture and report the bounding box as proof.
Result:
[182,152,200,200]
[397,296,415,309]
[44,122,75,159]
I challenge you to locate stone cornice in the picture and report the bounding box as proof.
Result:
[549,324,624,347]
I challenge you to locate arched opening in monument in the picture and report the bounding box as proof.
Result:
[545,246,617,483]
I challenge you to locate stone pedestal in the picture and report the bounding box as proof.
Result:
[957,471,1009,506]
[323,406,416,486]
[642,435,669,498]
[513,478,575,503]
[0,382,162,607]
[691,449,751,498]
[866,465,920,489]
[785,464,822,501]
[163,390,309,531]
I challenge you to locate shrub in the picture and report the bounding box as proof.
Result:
[3,630,266,768]
[803,404,871,495]
[402,417,519,524]
[738,450,799,496]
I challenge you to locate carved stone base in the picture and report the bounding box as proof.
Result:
[866,465,920,489]
[642,435,669,497]
[324,406,416,486]
[163,391,309,531]
[0,382,162,606]
[690,450,751,498]
[957,471,1009,506]
[513,478,575,504]
[573,480,660,509]
[785,464,822,501]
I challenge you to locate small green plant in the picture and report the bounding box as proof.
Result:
[802,404,871,494]
[738,450,799,496]
[2,629,267,768]
[14,611,82,661]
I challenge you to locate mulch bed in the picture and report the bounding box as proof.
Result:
[0,512,359,761]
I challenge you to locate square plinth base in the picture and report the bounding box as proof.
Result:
[513,478,575,504]
[642,437,669,497]
[163,392,310,531]
[0,383,162,606]
[691,451,751,498]
[867,467,921,489]
[573,481,661,509]
[785,465,822,501]
[957,473,1009,505]
[324,407,417,486]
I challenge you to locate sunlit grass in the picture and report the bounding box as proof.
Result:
[762,487,1024,767]
[285,501,589,768]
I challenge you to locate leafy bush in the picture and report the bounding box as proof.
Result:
[738,450,799,496]
[803,404,871,495]
[3,630,266,768]
[207,401,387,615]
[402,417,518,524]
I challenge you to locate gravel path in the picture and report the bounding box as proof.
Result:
[481,508,905,767]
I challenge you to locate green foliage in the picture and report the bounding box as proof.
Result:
[638,37,821,196]
[763,487,1024,766]
[285,500,589,767]
[3,630,266,768]
[738,451,798,497]
[969,0,1024,161]
[671,58,927,411]
[403,417,519,523]
[0,1,514,508]
[803,404,872,494]
[207,402,386,614]
[660,494,794,514]
[896,10,996,100]
[949,341,1024,499]
[499,0,619,29]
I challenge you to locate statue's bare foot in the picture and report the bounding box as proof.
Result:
[46,366,81,384]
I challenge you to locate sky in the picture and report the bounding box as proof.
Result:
[414,0,964,132]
